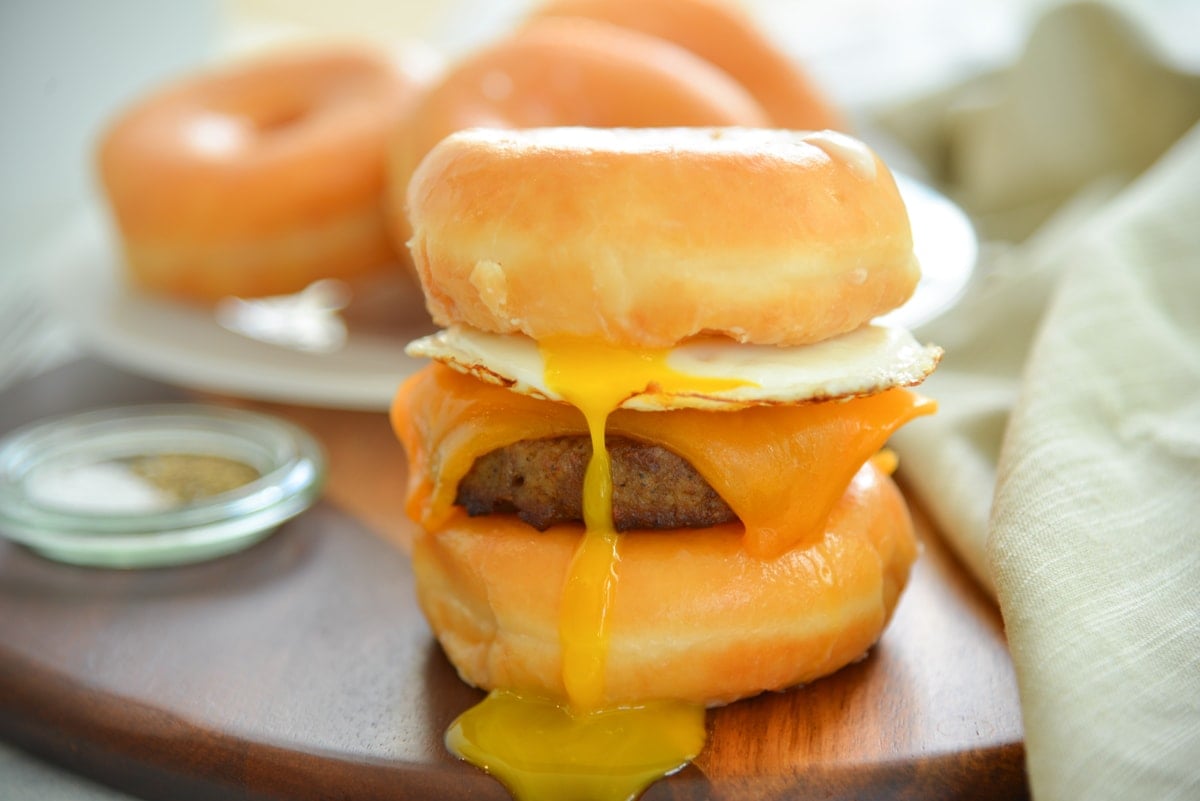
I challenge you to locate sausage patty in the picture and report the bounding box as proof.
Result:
[456,436,737,531]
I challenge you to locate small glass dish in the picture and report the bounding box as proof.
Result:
[0,404,325,568]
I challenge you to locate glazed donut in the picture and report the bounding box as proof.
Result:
[533,0,846,130]
[386,17,769,258]
[407,126,919,348]
[409,457,916,706]
[97,45,439,302]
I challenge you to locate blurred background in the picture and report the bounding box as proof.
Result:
[1,0,1197,797]
[2,0,1196,307]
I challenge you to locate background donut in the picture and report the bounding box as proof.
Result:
[98,45,439,303]
[532,0,846,131]
[386,17,771,262]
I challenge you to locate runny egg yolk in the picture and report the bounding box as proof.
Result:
[444,337,750,801]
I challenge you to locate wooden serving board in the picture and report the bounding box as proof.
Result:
[0,359,1029,800]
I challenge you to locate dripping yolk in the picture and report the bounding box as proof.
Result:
[444,337,749,801]
[541,336,750,711]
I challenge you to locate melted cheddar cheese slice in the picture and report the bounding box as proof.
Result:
[392,363,934,558]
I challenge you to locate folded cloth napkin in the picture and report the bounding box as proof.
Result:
[872,3,1200,799]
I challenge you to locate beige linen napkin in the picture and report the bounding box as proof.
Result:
[875,3,1200,799]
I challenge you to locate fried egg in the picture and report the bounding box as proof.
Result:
[405,323,942,411]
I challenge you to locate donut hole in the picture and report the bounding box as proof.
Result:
[182,98,317,156]
[247,101,313,134]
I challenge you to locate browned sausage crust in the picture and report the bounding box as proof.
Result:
[456,436,736,531]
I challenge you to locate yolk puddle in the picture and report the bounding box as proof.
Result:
[444,337,748,800]
[446,691,706,801]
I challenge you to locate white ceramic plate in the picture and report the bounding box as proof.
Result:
[878,173,977,330]
[51,173,974,411]
[48,214,436,411]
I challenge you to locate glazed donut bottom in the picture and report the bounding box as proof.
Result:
[412,459,918,708]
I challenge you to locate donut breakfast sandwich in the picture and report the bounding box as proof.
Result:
[390,126,942,800]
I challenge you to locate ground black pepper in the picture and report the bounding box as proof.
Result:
[127,454,260,503]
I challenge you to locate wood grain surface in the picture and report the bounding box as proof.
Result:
[0,359,1029,800]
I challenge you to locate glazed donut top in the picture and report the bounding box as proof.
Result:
[406,126,920,348]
